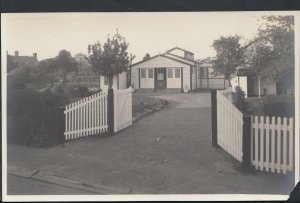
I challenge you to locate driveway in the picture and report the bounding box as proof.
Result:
[7,92,294,195]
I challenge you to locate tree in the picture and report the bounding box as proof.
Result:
[252,16,294,82]
[87,33,129,89]
[38,50,78,87]
[143,53,151,61]
[55,50,78,86]
[211,35,246,84]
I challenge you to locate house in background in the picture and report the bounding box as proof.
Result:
[230,66,277,98]
[197,58,230,89]
[131,47,229,93]
[131,47,198,93]
[7,51,39,74]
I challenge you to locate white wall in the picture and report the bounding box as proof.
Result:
[131,56,191,90]
[99,72,127,91]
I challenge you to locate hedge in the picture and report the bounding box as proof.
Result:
[7,88,66,147]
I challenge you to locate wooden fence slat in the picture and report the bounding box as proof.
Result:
[282,117,287,174]
[265,116,270,172]
[276,117,282,173]
[254,116,259,169]
[288,118,294,171]
[271,116,276,172]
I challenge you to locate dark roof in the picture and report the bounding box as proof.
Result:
[236,66,255,76]
[8,54,39,73]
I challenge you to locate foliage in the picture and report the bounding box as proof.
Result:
[7,66,31,89]
[143,53,151,61]
[39,50,78,86]
[87,33,129,88]
[211,35,246,81]
[249,16,294,83]
[262,95,294,117]
[232,86,245,112]
[7,88,65,147]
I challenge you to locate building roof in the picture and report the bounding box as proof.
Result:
[7,53,39,73]
[131,47,197,68]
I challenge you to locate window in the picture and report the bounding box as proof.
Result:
[167,69,173,78]
[198,67,201,79]
[148,69,153,78]
[141,69,146,78]
[157,68,164,80]
[175,68,180,78]
[194,67,197,75]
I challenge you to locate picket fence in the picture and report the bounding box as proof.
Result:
[113,87,133,132]
[217,90,244,162]
[251,115,294,174]
[64,92,108,140]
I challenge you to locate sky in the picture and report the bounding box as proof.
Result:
[2,12,266,63]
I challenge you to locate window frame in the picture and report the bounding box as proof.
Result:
[148,68,154,78]
[141,69,146,78]
[167,68,173,78]
[175,68,181,78]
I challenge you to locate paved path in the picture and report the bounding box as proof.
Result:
[7,92,294,195]
[7,175,93,195]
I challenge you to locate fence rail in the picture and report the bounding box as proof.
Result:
[217,90,243,162]
[64,92,108,140]
[251,115,294,174]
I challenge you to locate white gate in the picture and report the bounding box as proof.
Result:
[251,115,294,174]
[217,90,244,162]
[64,92,108,140]
[113,87,133,132]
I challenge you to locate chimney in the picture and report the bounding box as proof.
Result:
[33,53,37,59]
[15,51,19,57]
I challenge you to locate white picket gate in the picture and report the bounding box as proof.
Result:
[251,115,294,174]
[64,92,108,140]
[217,90,244,162]
[113,87,133,132]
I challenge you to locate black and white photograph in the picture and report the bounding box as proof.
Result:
[1,9,299,201]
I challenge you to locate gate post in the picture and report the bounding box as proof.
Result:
[211,90,218,147]
[242,114,254,171]
[107,88,114,134]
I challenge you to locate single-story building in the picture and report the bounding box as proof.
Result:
[231,66,277,98]
[131,47,229,93]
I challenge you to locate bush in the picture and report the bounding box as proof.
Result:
[64,86,90,98]
[262,95,295,117]
[7,88,65,147]
[232,86,245,112]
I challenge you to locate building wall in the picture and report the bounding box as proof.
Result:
[140,68,155,88]
[131,56,191,90]
[166,68,181,89]
[99,72,127,91]
[253,77,276,96]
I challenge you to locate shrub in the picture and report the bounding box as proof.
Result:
[232,86,245,112]
[7,88,65,147]
[262,95,295,117]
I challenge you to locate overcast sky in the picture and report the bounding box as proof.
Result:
[3,12,267,63]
